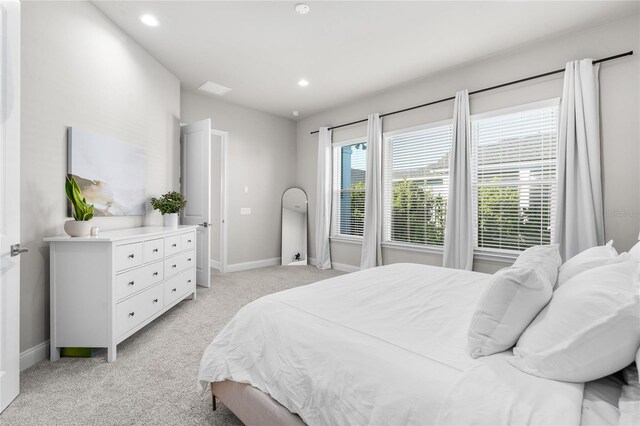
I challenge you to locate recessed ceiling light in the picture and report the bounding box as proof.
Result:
[198,81,232,96]
[297,79,309,87]
[139,14,159,27]
[292,111,300,117]
[295,4,310,15]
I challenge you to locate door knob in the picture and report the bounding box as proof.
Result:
[10,244,29,257]
[198,222,209,228]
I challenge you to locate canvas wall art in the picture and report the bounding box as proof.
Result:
[68,127,147,216]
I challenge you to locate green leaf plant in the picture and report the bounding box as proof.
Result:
[65,175,95,221]
[150,191,187,215]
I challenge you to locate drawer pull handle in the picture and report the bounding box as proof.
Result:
[172,288,177,292]
[187,258,192,262]
[187,239,192,243]
[153,298,158,303]
[129,312,135,317]
[153,272,159,276]
[188,280,192,283]
[128,281,135,286]
[172,264,177,268]
[153,248,159,253]
[172,243,177,247]
[128,254,135,259]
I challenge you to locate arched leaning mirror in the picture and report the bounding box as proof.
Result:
[281,188,308,266]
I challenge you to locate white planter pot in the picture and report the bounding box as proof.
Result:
[64,220,93,237]
[163,213,179,228]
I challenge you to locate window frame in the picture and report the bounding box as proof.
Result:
[382,119,453,251]
[470,98,561,258]
[327,99,560,264]
[331,137,368,241]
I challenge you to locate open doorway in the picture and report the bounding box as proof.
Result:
[210,129,228,274]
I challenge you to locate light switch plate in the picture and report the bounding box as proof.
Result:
[240,208,251,215]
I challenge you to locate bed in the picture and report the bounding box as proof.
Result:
[198,263,638,425]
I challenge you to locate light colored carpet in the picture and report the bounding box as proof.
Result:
[1,265,342,425]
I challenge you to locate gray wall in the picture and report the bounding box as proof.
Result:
[296,15,640,273]
[181,90,297,266]
[21,2,181,352]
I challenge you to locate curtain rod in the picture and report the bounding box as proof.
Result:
[310,50,634,135]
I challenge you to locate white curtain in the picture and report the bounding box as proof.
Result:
[554,59,604,260]
[360,113,383,269]
[443,90,473,270]
[315,127,333,269]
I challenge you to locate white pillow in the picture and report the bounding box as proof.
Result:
[467,245,561,358]
[629,241,640,262]
[509,258,640,382]
[513,244,562,284]
[556,240,618,288]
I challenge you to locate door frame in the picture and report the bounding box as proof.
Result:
[211,129,229,274]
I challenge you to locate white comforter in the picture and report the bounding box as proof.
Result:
[198,263,584,425]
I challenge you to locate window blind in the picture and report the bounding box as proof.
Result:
[332,142,367,237]
[472,102,559,252]
[383,124,453,246]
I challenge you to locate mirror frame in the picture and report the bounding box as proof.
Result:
[281,187,308,266]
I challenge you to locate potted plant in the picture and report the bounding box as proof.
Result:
[64,175,95,237]
[151,191,187,228]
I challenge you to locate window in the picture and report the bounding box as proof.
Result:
[472,100,559,252]
[383,122,453,246]
[332,140,367,238]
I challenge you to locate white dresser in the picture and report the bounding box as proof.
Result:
[45,226,198,362]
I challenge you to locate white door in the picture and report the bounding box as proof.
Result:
[210,130,229,274]
[180,120,211,288]
[0,0,21,413]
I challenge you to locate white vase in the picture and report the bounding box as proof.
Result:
[163,213,179,228]
[64,220,93,237]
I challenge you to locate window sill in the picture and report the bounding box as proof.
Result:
[330,236,363,245]
[330,238,520,263]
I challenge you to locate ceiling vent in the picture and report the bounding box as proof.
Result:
[198,81,232,96]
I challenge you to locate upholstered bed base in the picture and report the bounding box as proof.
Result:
[211,381,306,426]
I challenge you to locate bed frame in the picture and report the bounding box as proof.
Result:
[211,381,306,426]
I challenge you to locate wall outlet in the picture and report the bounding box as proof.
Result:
[240,208,251,215]
[244,186,249,193]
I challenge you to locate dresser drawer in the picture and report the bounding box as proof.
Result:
[143,238,164,263]
[164,268,195,307]
[181,232,196,251]
[115,261,164,301]
[164,235,182,257]
[115,242,143,272]
[116,283,164,338]
[164,250,195,278]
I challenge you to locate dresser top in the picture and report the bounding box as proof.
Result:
[44,225,198,243]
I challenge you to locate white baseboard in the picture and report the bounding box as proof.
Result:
[226,257,281,273]
[209,259,221,270]
[331,262,360,273]
[308,257,359,273]
[20,340,49,371]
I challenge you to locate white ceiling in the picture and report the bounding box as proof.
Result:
[93,1,638,119]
